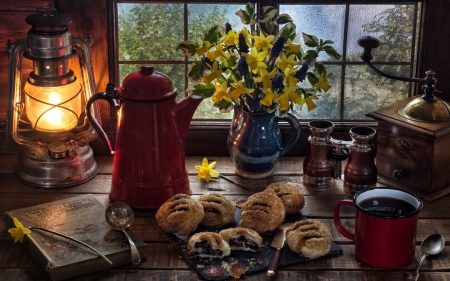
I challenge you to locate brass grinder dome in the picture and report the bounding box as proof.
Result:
[397,71,450,123]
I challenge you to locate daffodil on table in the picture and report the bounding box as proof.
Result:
[177,2,341,117]
[8,217,113,265]
[195,158,249,190]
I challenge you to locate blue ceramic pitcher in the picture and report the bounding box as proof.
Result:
[227,106,301,178]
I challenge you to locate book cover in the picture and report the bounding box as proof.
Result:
[3,194,146,281]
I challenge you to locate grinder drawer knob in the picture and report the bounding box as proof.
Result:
[393,169,406,180]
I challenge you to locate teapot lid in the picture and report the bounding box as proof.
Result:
[118,65,177,101]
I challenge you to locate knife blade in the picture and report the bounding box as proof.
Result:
[267,222,293,276]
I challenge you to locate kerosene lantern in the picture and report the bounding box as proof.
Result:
[6,8,100,187]
[359,36,450,201]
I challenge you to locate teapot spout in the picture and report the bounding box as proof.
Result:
[175,95,203,141]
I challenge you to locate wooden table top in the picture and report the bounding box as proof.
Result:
[1,155,449,281]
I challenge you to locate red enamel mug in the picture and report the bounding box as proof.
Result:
[334,188,423,268]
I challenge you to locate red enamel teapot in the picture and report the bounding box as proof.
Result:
[86,65,202,209]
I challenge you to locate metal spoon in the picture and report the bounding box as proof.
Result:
[105,202,141,265]
[406,234,445,281]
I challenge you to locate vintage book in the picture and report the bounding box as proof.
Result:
[3,194,146,281]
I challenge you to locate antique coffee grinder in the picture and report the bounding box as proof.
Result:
[359,36,450,201]
[303,120,377,193]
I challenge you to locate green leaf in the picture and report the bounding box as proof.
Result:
[259,6,277,23]
[278,23,296,41]
[215,98,232,110]
[176,41,198,56]
[203,26,221,45]
[246,2,255,16]
[191,83,216,98]
[323,45,342,60]
[303,33,319,47]
[275,13,293,25]
[307,72,318,85]
[322,39,334,46]
[188,62,205,81]
[236,2,255,25]
[303,50,318,64]
[314,62,326,76]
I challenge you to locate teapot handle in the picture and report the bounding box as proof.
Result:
[85,83,118,156]
[275,114,301,158]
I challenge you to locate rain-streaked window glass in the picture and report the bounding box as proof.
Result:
[116,2,421,121]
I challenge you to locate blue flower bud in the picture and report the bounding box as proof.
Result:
[237,56,249,75]
[294,62,309,82]
[245,94,261,112]
[238,33,249,54]
[225,22,232,34]
[271,35,285,57]
[272,74,284,89]
[201,57,213,67]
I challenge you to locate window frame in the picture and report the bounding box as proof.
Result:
[107,0,424,155]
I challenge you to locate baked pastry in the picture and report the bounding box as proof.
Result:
[198,192,236,227]
[265,182,305,214]
[239,191,285,233]
[155,194,204,236]
[187,232,231,258]
[219,227,263,252]
[285,220,331,259]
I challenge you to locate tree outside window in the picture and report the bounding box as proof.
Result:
[116,1,420,121]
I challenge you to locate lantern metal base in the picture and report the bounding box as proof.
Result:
[15,141,98,188]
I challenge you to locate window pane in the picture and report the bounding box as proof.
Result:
[279,5,345,62]
[344,64,410,120]
[188,4,246,42]
[347,4,417,63]
[293,64,341,120]
[118,3,184,61]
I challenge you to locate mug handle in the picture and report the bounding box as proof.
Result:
[275,113,301,158]
[333,199,356,240]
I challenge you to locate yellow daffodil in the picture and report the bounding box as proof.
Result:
[207,49,230,66]
[276,52,299,72]
[283,66,297,85]
[230,79,255,100]
[284,78,302,104]
[8,217,31,243]
[222,30,239,46]
[261,88,277,106]
[243,47,268,73]
[212,80,230,104]
[254,67,277,89]
[305,97,318,111]
[275,93,290,111]
[195,41,211,56]
[203,61,223,84]
[253,32,274,52]
[195,158,220,182]
[8,217,113,264]
[286,38,302,54]
[315,72,332,92]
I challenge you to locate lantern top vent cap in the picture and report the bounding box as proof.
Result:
[25,7,72,28]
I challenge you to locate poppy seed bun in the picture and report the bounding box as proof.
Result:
[285,220,331,259]
[239,191,285,233]
[265,182,305,214]
[198,192,236,227]
[187,232,231,258]
[156,194,204,236]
